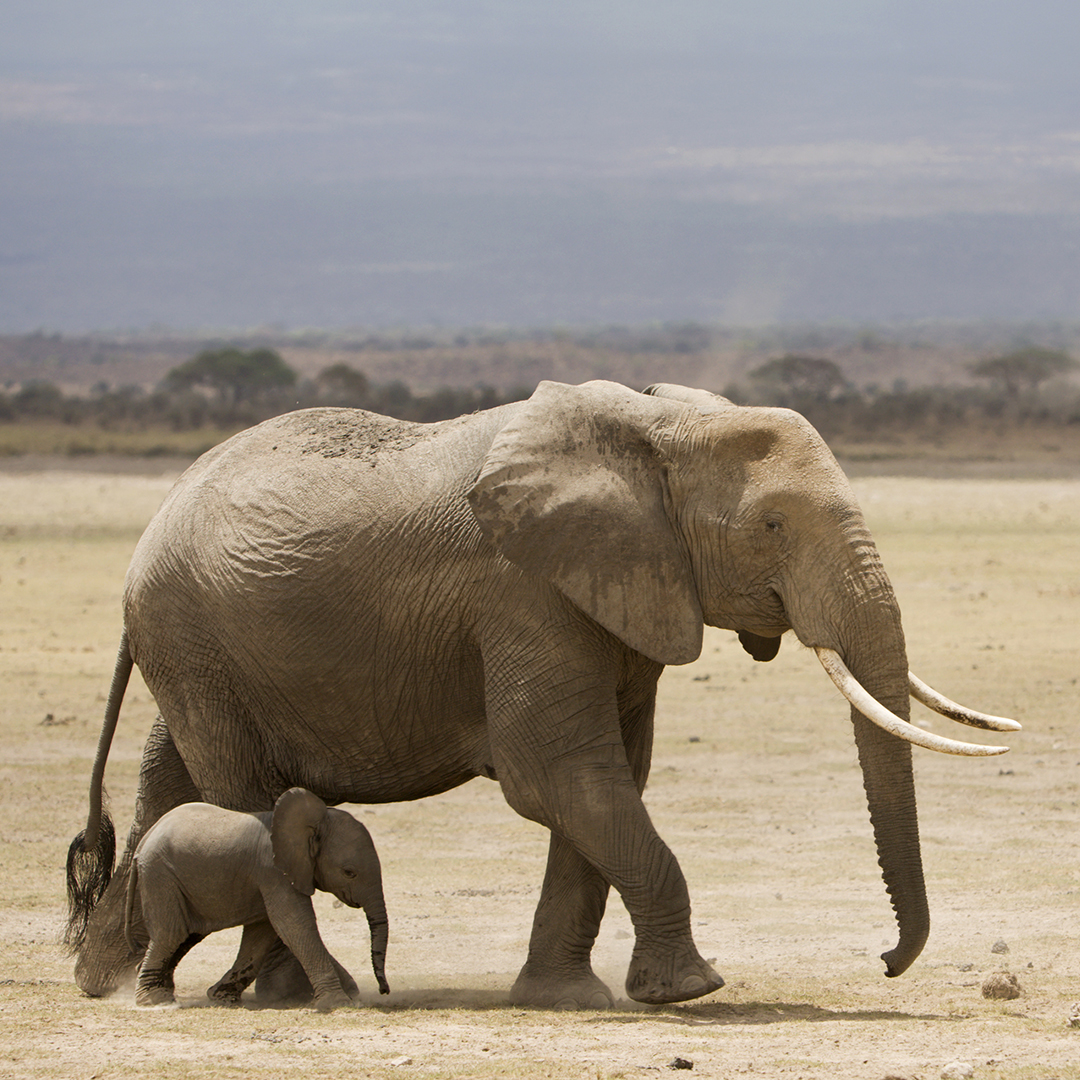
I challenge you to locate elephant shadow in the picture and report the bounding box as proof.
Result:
[149,988,950,1022]
[630,1000,952,1025]
[308,991,950,1023]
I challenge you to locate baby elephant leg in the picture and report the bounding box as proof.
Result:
[263,893,353,1011]
[136,933,204,1006]
[252,943,360,1006]
[208,921,279,1004]
[333,956,361,1003]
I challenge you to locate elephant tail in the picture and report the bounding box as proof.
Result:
[63,629,132,950]
[64,814,115,950]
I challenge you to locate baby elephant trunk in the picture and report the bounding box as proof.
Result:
[365,898,390,995]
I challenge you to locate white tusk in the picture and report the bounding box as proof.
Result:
[908,672,1021,732]
[815,648,1011,757]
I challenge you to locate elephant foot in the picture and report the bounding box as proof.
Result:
[510,964,614,1010]
[313,989,354,1012]
[207,979,245,1005]
[625,945,724,1005]
[136,985,176,1007]
[254,944,314,1005]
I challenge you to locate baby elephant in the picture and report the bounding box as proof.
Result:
[125,787,389,1010]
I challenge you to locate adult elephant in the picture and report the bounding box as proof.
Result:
[66,380,1018,1008]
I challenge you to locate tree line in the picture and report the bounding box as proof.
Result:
[1,344,1077,439]
[726,346,1080,441]
[0,347,532,431]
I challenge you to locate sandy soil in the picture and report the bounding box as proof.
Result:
[0,461,1077,1079]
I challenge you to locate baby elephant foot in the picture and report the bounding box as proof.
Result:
[135,984,176,1007]
[207,978,245,1005]
[625,944,724,1005]
[510,965,614,1010]
[313,988,355,1012]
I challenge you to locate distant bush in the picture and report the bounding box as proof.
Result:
[969,347,1079,395]
[727,349,1080,440]
[162,347,298,406]
[2,338,1078,455]
[0,354,530,439]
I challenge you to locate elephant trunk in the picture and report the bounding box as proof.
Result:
[838,585,929,977]
[851,707,929,975]
[365,896,390,995]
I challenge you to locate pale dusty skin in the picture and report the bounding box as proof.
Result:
[0,463,1078,1079]
[67,384,997,1009]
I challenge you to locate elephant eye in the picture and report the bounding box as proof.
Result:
[764,517,784,533]
[342,868,357,879]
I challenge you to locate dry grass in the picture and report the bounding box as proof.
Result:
[0,462,1078,1079]
[0,422,237,460]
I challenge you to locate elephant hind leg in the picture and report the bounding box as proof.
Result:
[253,938,315,1005]
[136,933,204,1006]
[208,921,279,1004]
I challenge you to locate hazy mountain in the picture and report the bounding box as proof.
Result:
[3,1,1079,331]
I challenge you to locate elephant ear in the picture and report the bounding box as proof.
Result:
[642,383,734,412]
[271,787,327,897]
[467,380,703,666]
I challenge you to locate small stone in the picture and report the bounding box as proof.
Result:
[990,939,1009,954]
[668,1058,694,1070]
[982,971,1021,999]
[941,1062,974,1080]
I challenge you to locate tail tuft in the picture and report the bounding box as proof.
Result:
[64,814,116,951]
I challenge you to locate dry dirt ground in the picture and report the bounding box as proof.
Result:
[0,456,1077,1080]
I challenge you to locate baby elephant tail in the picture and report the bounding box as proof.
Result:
[123,856,141,955]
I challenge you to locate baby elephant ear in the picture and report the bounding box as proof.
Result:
[271,787,328,896]
[468,380,703,666]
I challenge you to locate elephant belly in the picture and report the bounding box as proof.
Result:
[125,409,513,811]
[265,692,495,805]
[143,637,495,810]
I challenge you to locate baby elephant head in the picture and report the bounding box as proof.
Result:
[271,787,390,994]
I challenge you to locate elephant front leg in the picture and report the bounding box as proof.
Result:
[608,822,724,1005]
[495,717,723,1006]
[511,831,614,1009]
[263,893,354,1012]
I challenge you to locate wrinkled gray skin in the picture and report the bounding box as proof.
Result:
[125,788,389,1010]
[71,380,935,1009]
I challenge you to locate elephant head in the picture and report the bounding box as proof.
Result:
[468,379,1018,977]
[271,787,390,994]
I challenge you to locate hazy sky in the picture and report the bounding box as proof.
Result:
[3,1,1079,330]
